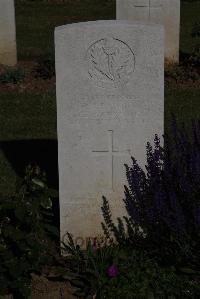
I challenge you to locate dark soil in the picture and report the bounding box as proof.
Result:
[31,274,78,299]
[0,62,199,94]
[0,62,55,93]
[1,274,78,299]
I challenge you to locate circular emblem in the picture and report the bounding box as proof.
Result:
[86,37,135,88]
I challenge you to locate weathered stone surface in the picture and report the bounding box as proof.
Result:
[0,0,17,66]
[117,0,180,63]
[55,21,164,246]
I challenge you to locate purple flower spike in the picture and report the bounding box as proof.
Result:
[107,265,119,278]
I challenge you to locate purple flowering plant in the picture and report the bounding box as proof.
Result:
[62,119,200,298]
[106,265,119,278]
[101,118,200,269]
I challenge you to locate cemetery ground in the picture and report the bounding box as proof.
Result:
[0,0,200,298]
[0,0,199,195]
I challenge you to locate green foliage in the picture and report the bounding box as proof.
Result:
[165,64,199,82]
[189,44,200,68]
[191,22,200,37]
[166,11,200,83]
[36,55,55,79]
[165,43,200,82]
[99,121,200,297]
[61,234,200,298]
[0,67,25,84]
[189,20,200,69]
[0,164,58,298]
[102,122,200,258]
[51,120,200,298]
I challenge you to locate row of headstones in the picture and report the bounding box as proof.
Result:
[0,0,180,66]
[1,0,180,247]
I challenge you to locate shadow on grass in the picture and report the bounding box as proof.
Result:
[0,139,60,230]
[1,139,58,187]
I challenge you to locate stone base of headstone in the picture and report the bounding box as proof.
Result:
[0,50,17,67]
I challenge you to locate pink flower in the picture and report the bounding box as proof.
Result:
[106,265,119,278]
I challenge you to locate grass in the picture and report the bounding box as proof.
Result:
[180,1,200,54]
[0,0,200,196]
[0,92,56,141]
[15,0,115,60]
[14,1,200,60]
[165,87,200,133]
[0,91,57,196]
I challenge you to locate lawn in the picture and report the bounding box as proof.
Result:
[0,2,200,297]
[14,0,200,60]
[0,92,56,141]
[15,0,116,60]
[180,1,200,54]
[0,0,200,195]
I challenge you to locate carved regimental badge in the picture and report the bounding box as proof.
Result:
[86,37,135,88]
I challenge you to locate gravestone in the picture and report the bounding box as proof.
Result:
[117,0,180,63]
[0,0,17,66]
[55,20,164,247]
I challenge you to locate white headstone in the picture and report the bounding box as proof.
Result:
[55,21,164,247]
[117,0,180,63]
[0,0,17,66]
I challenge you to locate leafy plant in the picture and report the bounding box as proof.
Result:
[0,163,58,298]
[166,21,200,82]
[36,55,55,79]
[60,233,117,298]
[101,119,200,271]
[187,21,200,70]
[0,67,25,84]
[191,22,200,37]
[165,64,199,82]
[56,119,200,298]
[189,44,200,69]
[61,234,200,298]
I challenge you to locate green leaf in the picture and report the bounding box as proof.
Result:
[48,188,59,198]
[179,267,200,275]
[40,197,52,209]
[44,224,59,236]
[15,207,26,219]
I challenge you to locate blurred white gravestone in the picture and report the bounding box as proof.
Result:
[0,0,17,66]
[117,0,180,63]
[55,21,164,247]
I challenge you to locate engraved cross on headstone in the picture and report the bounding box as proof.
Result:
[134,0,163,19]
[92,130,131,191]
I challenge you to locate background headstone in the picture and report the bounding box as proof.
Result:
[116,0,180,63]
[0,0,17,66]
[55,21,164,246]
